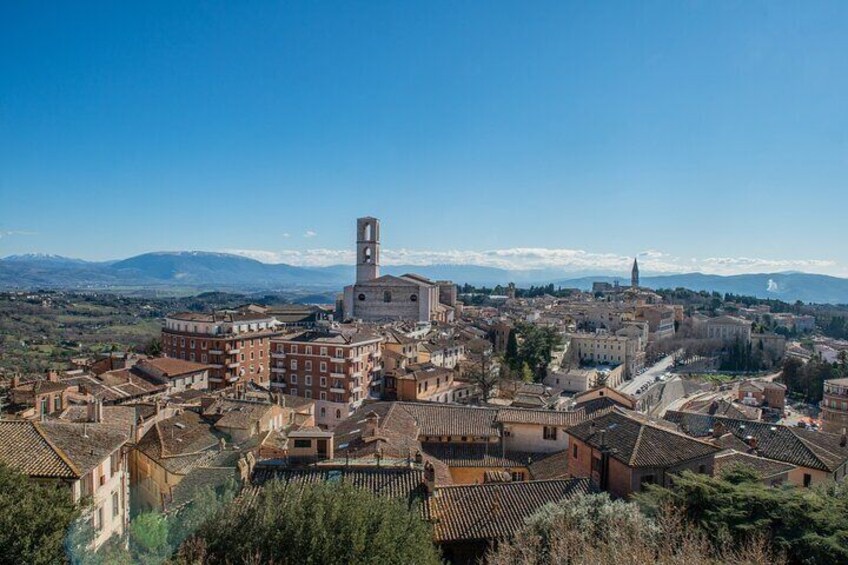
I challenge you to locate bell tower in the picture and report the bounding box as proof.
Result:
[356,217,380,283]
[631,257,639,288]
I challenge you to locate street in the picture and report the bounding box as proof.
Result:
[618,354,676,395]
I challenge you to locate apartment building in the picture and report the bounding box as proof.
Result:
[821,378,848,434]
[569,329,645,377]
[162,311,282,389]
[269,328,384,428]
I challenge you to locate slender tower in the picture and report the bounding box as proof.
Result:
[356,217,380,283]
[631,258,639,288]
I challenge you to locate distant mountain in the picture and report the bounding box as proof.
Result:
[2,251,848,303]
[552,272,848,304]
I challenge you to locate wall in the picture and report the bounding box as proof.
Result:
[503,423,570,453]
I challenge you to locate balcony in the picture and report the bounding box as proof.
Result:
[272,352,286,359]
[330,371,347,379]
[330,357,346,364]
[209,349,223,355]
[330,387,346,394]
[271,367,286,373]
[227,362,239,369]
[227,348,240,355]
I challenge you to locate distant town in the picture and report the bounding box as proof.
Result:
[1,216,847,563]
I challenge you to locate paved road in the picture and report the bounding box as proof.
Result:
[618,354,676,395]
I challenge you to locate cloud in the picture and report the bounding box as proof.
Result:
[0,229,37,239]
[282,233,291,238]
[303,230,317,238]
[221,247,841,276]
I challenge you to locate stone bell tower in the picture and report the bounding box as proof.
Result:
[356,217,380,283]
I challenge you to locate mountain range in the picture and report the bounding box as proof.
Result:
[2,251,848,304]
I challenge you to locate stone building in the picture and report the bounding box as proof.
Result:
[821,378,848,434]
[342,217,456,323]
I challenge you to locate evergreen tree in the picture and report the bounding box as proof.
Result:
[0,463,82,565]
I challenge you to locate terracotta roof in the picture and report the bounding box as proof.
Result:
[0,420,127,479]
[428,478,595,542]
[252,464,428,503]
[714,450,796,480]
[496,397,617,427]
[421,443,544,468]
[401,403,500,438]
[664,411,848,473]
[528,450,569,480]
[568,408,720,468]
[681,398,761,420]
[138,357,210,378]
[136,410,222,473]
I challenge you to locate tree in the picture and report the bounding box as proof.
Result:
[636,469,848,565]
[0,463,82,565]
[505,329,519,370]
[181,481,440,564]
[129,513,171,565]
[466,343,499,401]
[487,492,779,565]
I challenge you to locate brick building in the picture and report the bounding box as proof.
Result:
[162,311,282,389]
[269,328,383,428]
[821,377,848,434]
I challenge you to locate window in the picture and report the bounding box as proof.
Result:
[320,376,327,387]
[305,390,312,399]
[320,362,327,372]
[803,473,812,487]
[290,374,298,384]
[95,506,104,531]
[291,360,298,370]
[293,439,312,449]
[190,339,195,348]
[410,294,418,302]
[698,464,707,474]
[320,407,326,417]
[572,444,578,458]
[320,347,327,356]
[53,395,62,412]
[543,426,557,441]
[336,348,344,358]
[305,346,312,355]
[190,352,195,362]
[383,291,392,302]
[320,391,327,400]
[305,360,312,371]
[201,353,208,363]
[291,345,298,354]
[305,375,312,386]
[291,388,298,396]
[358,293,366,301]
[639,475,655,490]
[335,409,341,419]
[201,341,207,349]
[511,471,525,481]
[112,492,120,517]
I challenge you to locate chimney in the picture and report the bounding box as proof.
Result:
[414,449,424,465]
[365,411,380,438]
[712,420,725,438]
[423,461,436,495]
[88,400,103,423]
[47,371,59,383]
[746,436,758,450]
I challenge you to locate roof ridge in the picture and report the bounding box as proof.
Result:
[630,424,647,466]
[435,477,590,491]
[791,429,840,471]
[32,421,82,478]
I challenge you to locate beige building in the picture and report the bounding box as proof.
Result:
[704,315,752,342]
[569,329,645,377]
[0,419,130,550]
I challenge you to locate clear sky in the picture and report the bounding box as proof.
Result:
[2,2,847,276]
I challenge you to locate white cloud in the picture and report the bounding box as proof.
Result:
[0,229,37,239]
[221,247,841,276]
[282,233,291,238]
[303,230,317,238]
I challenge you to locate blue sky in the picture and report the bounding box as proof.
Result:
[2,2,847,275]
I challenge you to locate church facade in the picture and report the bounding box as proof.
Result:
[342,217,456,323]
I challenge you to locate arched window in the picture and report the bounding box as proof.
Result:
[320,407,326,417]
[383,291,392,303]
[335,409,341,419]
[363,222,372,241]
[363,247,372,264]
